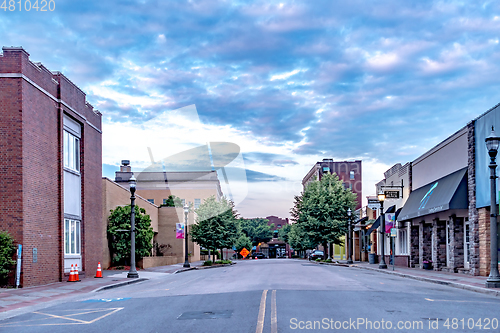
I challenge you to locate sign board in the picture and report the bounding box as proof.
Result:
[240,248,250,258]
[390,228,397,237]
[385,213,395,234]
[32,248,37,263]
[384,190,400,199]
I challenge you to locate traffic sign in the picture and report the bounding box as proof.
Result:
[240,248,250,258]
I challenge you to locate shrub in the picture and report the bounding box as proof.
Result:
[325,259,332,263]
[203,260,213,266]
[0,231,16,285]
[315,258,322,262]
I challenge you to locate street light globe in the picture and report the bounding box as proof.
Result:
[347,208,351,217]
[129,174,136,189]
[378,190,385,202]
[485,126,500,157]
[183,204,189,214]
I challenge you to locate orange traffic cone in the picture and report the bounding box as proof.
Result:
[74,264,80,282]
[68,264,75,282]
[95,262,103,278]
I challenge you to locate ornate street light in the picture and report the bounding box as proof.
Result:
[347,208,353,264]
[183,203,191,268]
[127,175,139,278]
[485,126,500,288]
[378,190,387,269]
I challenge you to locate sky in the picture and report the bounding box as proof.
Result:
[2,1,500,219]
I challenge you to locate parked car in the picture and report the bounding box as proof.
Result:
[308,250,324,261]
[252,252,267,259]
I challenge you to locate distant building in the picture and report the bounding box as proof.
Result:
[302,159,362,210]
[259,216,290,258]
[0,47,102,287]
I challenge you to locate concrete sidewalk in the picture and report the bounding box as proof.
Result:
[0,261,204,320]
[347,260,500,297]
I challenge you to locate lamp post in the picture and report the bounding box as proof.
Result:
[183,203,190,268]
[485,127,500,288]
[378,191,387,269]
[347,208,353,264]
[127,175,139,278]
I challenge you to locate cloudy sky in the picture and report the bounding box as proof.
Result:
[2,1,500,218]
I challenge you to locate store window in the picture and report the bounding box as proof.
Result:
[64,219,80,255]
[63,130,80,172]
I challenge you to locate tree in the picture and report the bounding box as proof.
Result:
[234,233,252,254]
[290,172,357,253]
[191,196,239,262]
[239,218,274,246]
[161,195,182,207]
[278,223,292,243]
[0,231,16,285]
[107,205,154,265]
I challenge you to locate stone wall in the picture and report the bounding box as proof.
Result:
[432,219,446,270]
[467,121,480,275]
[419,222,432,268]
[410,225,419,268]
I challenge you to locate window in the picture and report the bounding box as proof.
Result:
[181,199,185,207]
[350,170,355,180]
[277,224,282,229]
[64,219,80,255]
[163,199,168,205]
[399,228,408,255]
[195,198,201,209]
[63,130,80,172]
[322,166,330,173]
[147,199,155,204]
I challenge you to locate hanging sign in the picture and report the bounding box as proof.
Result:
[176,223,184,239]
[385,213,395,234]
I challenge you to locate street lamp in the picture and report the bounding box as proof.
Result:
[347,208,353,264]
[127,175,139,278]
[378,190,387,269]
[485,126,500,288]
[183,203,190,268]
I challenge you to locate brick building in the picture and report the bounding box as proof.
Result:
[302,159,362,210]
[0,47,102,287]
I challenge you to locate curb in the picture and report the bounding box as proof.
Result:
[174,262,236,273]
[92,278,148,292]
[351,265,500,298]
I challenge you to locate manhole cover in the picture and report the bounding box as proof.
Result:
[178,310,233,320]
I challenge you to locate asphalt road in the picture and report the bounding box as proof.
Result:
[1,259,500,333]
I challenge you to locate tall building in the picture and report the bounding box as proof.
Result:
[0,47,102,287]
[302,159,362,209]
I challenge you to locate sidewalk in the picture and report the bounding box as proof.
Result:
[335,260,500,297]
[0,261,204,320]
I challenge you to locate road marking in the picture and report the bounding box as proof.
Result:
[271,290,277,333]
[255,290,268,333]
[0,308,123,327]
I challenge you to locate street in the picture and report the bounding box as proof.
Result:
[1,259,499,333]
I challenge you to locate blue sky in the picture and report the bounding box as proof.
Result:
[2,1,500,218]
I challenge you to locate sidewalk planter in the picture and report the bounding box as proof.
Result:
[423,261,433,270]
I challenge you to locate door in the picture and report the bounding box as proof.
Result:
[464,219,470,269]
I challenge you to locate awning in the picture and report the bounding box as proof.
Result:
[398,167,468,221]
[385,205,396,214]
[366,216,381,235]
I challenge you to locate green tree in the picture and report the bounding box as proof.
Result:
[239,218,274,246]
[107,205,154,265]
[191,196,239,262]
[161,195,182,207]
[234,233,252,254]
[290,172,357,252]
[0,231,16,285]
[287,223,316,253]
[278,223,292,243]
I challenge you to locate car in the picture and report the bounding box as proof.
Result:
[252,252,266,259]
[308,250,324,261]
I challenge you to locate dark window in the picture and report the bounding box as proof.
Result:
[350,170,355,180]
[147,199,155,204]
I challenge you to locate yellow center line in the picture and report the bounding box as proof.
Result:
[255,290,268,333]
[271,290,277,333]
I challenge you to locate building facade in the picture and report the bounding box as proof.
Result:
[302,159,362,210]
[0,47,102,286]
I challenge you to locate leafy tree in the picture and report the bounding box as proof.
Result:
[161,195,182,207]
[0,231,16,285]
[107,205,154,265]
[287,223,316,252]
[239,218,274,246]
[278,223,292,243]
[234,233,252,254]
[191,196,239,262]
[290,172,357,252]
